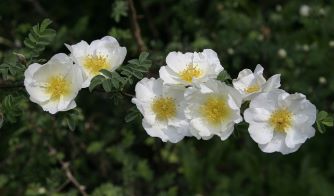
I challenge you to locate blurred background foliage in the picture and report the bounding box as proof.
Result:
[0,0,334,195]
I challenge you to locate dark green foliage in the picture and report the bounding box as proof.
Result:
[316,111,334,133]
[23,19,56,58]
[124,107,141,123]
[0,53,26,80]
[0,0,334,195]
[89,52,152,93]
[0,95,26,123]
[119,52,152,81]
[111,0,128,23]
[217,70,232,83]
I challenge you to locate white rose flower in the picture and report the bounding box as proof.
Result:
[24,53,84,114]
[184,79,242,140]
[132,78,190,143]
[232,64,281,101]
[244,89,316,154]
[159,49,223,86]
[65,36,127,88]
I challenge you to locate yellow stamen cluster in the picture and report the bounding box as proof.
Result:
[269,108,293,132]
[179,64,202,83]
[201,95,231,126]
[46,75,70,101]
[152,97,177,121]
[83,55,109,75]
[244,84,260,94]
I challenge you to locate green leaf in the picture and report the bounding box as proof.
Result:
[316,111,334,133]
[111,78,120,89]
[316,121,325,134]
[102,79,112,92]
[40,18,53,31]
[317,111,328,121]
[89,75,105,92]
[111,0,128,23]
[322,117,333,127]
[128,59,139,65]
[1,95,24,123]
[125,108,140,123]
[139,52,149,62]
[23,39,35,49]
[100,69,113,78]
[217,70,232,82]
[87,141,104,154]
[66,118,76,131]
[23,19,56,60]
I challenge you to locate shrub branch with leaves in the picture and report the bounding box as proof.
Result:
[1,1,334,195]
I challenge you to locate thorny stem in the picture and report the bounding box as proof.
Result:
[47,143,89,196]
[127,0,147,52]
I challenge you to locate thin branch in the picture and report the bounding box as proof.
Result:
[0,81,24,89]
[55,179,71,193]
[47,144,88,196]
[127,0,147,52]
[121,91,135,98]
[61,161,88,196]
[0,37,15,48]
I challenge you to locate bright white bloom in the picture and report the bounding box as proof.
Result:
[184,79,242,140]
[132,78,190,143]
[300,5,311,17]
[24,53,84,114]
[244,89,316,154]
[65,36,127,88]
[232,64,280,101]
[159,49,223,86]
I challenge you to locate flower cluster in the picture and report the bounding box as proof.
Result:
[24,36,126,114]
[132,49,316,154]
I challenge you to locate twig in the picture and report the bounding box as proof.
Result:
[127,0,147,52]
[47,144,88,196]
[0,37,14,47]
[121,91,135,98]
[61,161,88,196]
[55,179,71,193]
[0,81,24,89]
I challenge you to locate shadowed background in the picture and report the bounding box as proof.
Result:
[0,0,334,195]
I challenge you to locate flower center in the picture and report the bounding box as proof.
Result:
[179,64,202,83]
[244,84,260,94]
[201,95,231,126]
[269,108,293,133]
[46,75,70,101]
[152,97,176,121]
[83,55,109,76]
